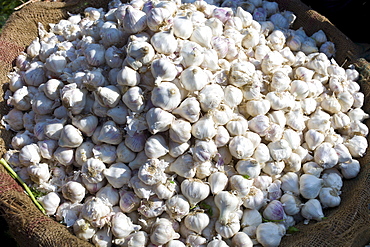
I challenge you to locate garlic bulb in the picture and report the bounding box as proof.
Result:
[73,218,96,241]
[235,158,261,179]
[111,212,141,239]
[256,222,285,247]
[228,136,255,160]
[38,192,61,216]
[62,181,86,203]
[232,231,253,247]
[208,171,228,194]
[144,135,169,159]
[215,212,241,238]
[262,200,286,221]
[180,66,209,92]
[165,194,190,221]
[191,115,217,141]
[150,218,180,245]
[299,174,323,199]
[81,197,112,228]
[151,82,182,111]
[339,159,361,179]
[150,57,178,84]
[103,162,131,188]
[301,198,325,223]
[146,107,175,134]
[172,97,201,123]
[122,86,145,113]
[181,178,210,208]
[184,210,210,234]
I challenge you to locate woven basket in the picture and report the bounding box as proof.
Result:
[0,0,369,246]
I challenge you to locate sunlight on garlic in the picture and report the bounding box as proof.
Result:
[1,0,369,246]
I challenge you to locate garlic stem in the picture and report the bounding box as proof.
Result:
[0,158,46,215]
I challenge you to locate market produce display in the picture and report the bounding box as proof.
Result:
[1,0,368,246]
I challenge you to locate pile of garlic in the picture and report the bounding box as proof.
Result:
[2,0,369,246]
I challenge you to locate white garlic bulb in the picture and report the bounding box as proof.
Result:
[180,66,209,92]
[103,162,131,188]
[184,210,210,234]
[229,135,255,160]
[181,178,210,208]
[208,171,228,194]
[256,222,285,247]
[73,218,96,241]
[301,198,325,223]
[299,174,323,199]
[62,181,86,203]
[172,97,201,123]
[146,107,175,134]
[38,192,61,216]
[150,218,180,245]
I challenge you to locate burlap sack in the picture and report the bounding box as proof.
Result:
[0,0,368,246]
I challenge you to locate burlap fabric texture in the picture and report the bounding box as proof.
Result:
[0,0,369,246]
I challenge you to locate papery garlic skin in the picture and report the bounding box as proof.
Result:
[38,192,61,216]
[256,222,285,247]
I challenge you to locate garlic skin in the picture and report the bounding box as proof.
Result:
[299,174,323,199]
[232,231,253,247]
[151,82,182,111]
[181,178,210,208]
[62,181,86,203]
[38,192,61,216]
[339,159,361,179]
[81,197,112,228]
[208,171,228,194]
[184,211,210,234]
[165,194,190,221]
[146,107,175,134]
[73,218,96,241]
[150,218,180,246]
[172,97,201,123]
[256,222,285,247]
[103,162,131,188]
[319,187,341,208]
[301,198,325,223]
[215,191,242,225]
